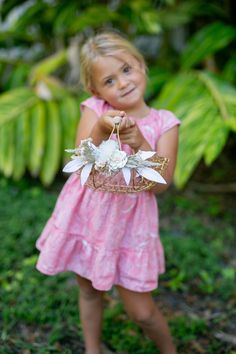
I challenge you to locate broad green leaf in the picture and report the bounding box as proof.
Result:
[145,66,172,100]
[0,87,37,127]
[203,118,229,165]
[196,71,231,120]
[9,2,43,32]
[30,51,67,82]
[27,101,46,176]
[68,6,119,33]
[181,22,236,69]
[225,117,236,132]
[60,95,80,163]
[153,70,236,187]
[222,57,236,83]
[0,122,15,177]
[6,63,30,90]
[54,3,78,35]
[13,111,30,180]
[40,101,61,186]
[152,72,202,114]
[175,108,216,187]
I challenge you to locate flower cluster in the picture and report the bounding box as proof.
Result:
[63,138,167,186]
[94,140,128,174]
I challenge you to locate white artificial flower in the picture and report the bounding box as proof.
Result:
[95,140,118,170]
[109,150,128,170]
[98,140,118,157]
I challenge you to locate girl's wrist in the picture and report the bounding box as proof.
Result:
[90,121,109,145]
[135,139,152,152]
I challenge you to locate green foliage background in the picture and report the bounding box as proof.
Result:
[0,0,236,187]
[0,177,235,353]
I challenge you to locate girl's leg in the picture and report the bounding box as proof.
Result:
[116,286,177,354]
[76,274,104,354]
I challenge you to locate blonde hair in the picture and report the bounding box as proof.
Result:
[79,31,146,92]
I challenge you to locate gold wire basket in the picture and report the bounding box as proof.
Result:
[77,153,169,193]
[64,117,169,193]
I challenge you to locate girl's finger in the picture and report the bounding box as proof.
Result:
[119,111,126,118]
[107,110,125,118]
[127,118,135,127]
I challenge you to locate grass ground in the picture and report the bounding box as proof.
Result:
[0,175,235,354]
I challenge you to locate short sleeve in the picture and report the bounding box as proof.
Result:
[158,109,181,136]
[80,96,111,117]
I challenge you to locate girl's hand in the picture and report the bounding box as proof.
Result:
[99,110,135,132]
[119,122,150,151]
[99,110,126,132]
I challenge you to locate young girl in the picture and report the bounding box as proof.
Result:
[36,31,180,354]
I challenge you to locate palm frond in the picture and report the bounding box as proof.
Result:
[152,70,236,187]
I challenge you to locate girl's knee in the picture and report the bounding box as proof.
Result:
[76,275,103,301]
[128,305,156,326]
[80,287,102,301]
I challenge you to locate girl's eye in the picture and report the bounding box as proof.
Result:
[123,65,131,73]
[104,78,114,86]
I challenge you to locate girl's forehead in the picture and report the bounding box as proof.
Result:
[91,57,120,83]
[95,51,138,66]
[93,53,139,72]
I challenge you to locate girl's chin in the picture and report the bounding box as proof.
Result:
[112,96,142,109]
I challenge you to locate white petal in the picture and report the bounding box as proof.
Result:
[62,158,85,173]
[139,151,156,160]
[80,163,93,186]
[122,167,131,185]
[137,167,167,184]
[65,148,77,153]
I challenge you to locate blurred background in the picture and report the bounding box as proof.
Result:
[0,1,236,353]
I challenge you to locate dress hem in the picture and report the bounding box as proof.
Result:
[36,263,165,293]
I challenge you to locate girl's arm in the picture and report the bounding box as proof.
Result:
[76,107,128,146]
[151,125,179,194]
[120,123,179,194]
[76,107,108,146]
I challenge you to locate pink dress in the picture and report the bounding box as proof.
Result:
[36,96,180,292]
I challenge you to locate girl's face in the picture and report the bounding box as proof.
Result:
[91,52,146,112]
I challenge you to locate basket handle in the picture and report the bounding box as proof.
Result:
[108,116,122,150]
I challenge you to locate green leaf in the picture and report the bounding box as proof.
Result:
[68,6,119,33]
[13,110,30,180]
[0,122,15,177]
[27,101,46,176]
[40,101,61,186]
[181,22,236,69]
[9,2,43,32]
[0,88,37,127]
[54,3,78,35]
[153,70,236,188]
[203,118,229,165]
[5,63,30,90]
[30,51,68,82]
[225,117,236,132]
[145,66,172,100]
[222,57,236,83]
[60,95,80,163]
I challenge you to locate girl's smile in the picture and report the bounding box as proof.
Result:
[91,53,148,116]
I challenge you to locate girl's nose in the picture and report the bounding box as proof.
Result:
[118,77,128,89]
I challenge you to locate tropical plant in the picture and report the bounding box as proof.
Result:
[0,0,235,187]
[152,22,236,187]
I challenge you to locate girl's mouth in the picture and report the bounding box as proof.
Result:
[121,87,135,97]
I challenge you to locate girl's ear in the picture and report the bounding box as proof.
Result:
[90,85,101,98]
[140,61,146,74]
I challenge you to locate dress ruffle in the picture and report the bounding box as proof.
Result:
[36,222,165,292]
